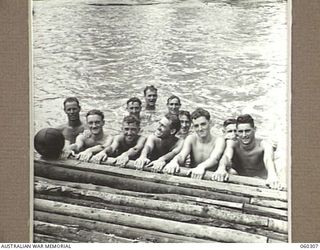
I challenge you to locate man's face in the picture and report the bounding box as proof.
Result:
[145,90,158,108]
[192,116,210,138]
[155,117,172,139]
[87,114,104,135]
[167,98,181,115]
[224,123,237,140]
[127,101,141,117]
[122,122,139,143]
[64,101,80,121]
[179,114,191,134]
[237,123,255,145]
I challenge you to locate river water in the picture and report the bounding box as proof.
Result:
[33,0,288,180]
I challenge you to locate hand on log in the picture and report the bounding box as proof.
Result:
[266,174,283,190]
[76,150,93,162]
[61,150,76,159]
[114,154,129,167]
[91,152,108,164]
[146,159,166,173]
[187,164,206,180]
[134,157,150,170]
[163,160,180,174]
[211,169,229,182]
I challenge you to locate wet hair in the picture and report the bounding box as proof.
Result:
[167,95,181,105]
[164,113,181,134]
[223,118,237,128]
[179,110,191,121]
[191,108,210,121]
[63,97,80,108]
[236,114,255,127]
[86,109,104,120]
[143,85,158,96]
[123,115,140,127]
[126,97,142,106]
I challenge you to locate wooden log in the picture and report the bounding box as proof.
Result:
[35,180,272,227]
[34,163,249,203]
[34,233,79,243]
[35,176,244,210]
[268,218,288,234]
[35,193,288,242]
[34,198,268,243]
[35,211,212,243]
[243,204,287,220]
[34,220,136,243]
[250,197,287,210]
[35,158,287,201]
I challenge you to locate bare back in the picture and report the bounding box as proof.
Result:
[57,123,85,144]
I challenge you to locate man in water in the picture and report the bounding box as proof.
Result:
[56,97,85,144]
[211,114,282,190]
[91,115,146,166]
[166,95,181,115]
[144,85,158,110]
[134,113,183,172]
[126,97,142,120]
[163,108,226,179]
[64,109,113,162]
[176,110,191,139]
[222,118,237,141]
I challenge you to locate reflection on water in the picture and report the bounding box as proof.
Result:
[33,0,288,176]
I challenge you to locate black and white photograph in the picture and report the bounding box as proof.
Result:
[33,0,289,243]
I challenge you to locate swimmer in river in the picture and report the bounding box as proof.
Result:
[144,85,158,111]
[163,108,225,179]
[126,97,142,120]
[176,110,191,139]
[211,114,282,190]
[56,97,85,145]
[134,113,183,172]
[63,109,113,162]
[91,115,147,167]
[166,95,181,115]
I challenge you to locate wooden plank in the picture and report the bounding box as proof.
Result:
[34,198,268,243]
[243,204,288,219]
[35,211,212,243]
[34,163,250,203]
[250,197,288,210]
[35,159,287,201]
[33,233,79,243]
[34,220,136,243]
[35,180,272,227]
[35,193,289,242]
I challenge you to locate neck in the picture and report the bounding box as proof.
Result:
[240,139,256,151]
[68,119,81,127]
[199,133,212,143]
[92,131,104,140]
[146,105,155,110]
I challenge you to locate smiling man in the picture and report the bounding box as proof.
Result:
[166,95,181,115]
[56,97,85,144]
[91,115,146,166]
[134,113,183,172]
[163,108,225,179]
[64,109,113,162]
[211,114,282,190]
[144,85,158,111]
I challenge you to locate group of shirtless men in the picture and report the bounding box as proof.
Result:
[56,85,282,190]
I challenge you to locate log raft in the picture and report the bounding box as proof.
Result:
[34,156,288,243]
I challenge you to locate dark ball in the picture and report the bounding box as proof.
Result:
[34,128,65,159]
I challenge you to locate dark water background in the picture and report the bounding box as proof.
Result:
[33,0,288,182]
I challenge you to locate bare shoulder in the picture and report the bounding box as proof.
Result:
[185,134,196,144]
[56,123,68,130]
[114,134,123,142]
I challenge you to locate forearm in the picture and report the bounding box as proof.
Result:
[84,145,104,154]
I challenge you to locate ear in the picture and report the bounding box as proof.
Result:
[102,120,105,126]
[170,128,176,135]
[222,128,226,134]
[79,105,81,111]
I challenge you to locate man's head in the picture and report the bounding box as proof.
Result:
[191,108,211,139]
[143,85,158,109]
[223,118,237,140]
[167,95,181,115]
[122,115,140,143]
[63,97,81,122]
[86,109,105,135]
[155,113,181,139]
[179,110,191,135]
[236,114,255,145]
[126,97,142,118]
